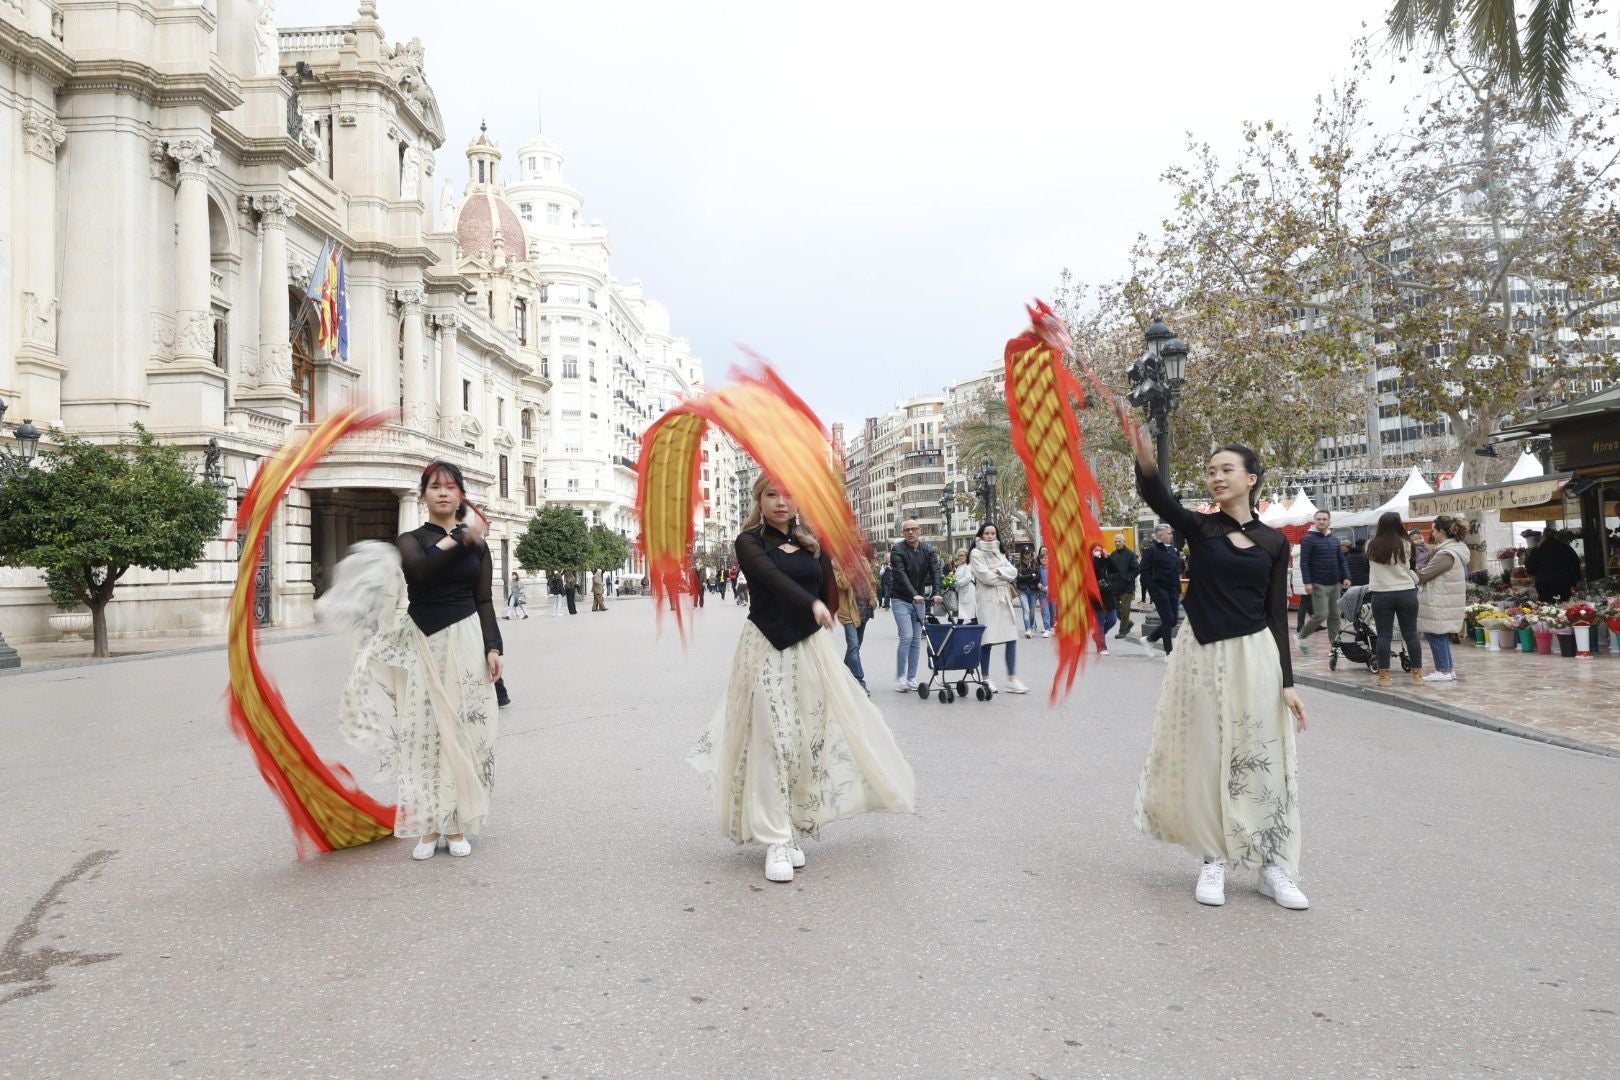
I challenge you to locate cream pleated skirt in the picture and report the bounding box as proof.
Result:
[323,544,499,840]
[1134,629,1301,877]
[690,622,916,845]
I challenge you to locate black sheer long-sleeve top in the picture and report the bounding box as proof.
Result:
[396,524,502,655]
[735,525,838,651]
[1135,466,1293,688]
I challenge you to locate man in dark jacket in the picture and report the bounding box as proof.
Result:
[1296,510,1351,653]
[1524,529,1582,602]
[1138,524,1184,655]
[1106,536,1141,638]
[889,520,942,691]
[1345,539,1370,587]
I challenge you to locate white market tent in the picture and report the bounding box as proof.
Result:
[1501,448,1545,482]
[1274,487,1321,527]
[1336,466,1434,528]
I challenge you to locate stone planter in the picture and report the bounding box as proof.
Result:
[48,611,93,641]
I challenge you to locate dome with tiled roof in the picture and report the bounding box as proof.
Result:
[454,121,526,265]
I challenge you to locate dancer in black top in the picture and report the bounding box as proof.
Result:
[688,475,915,883]
[1124,414,1311,911]
[326,461,503,862]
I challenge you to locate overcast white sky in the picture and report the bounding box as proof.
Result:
[280,0,1393,430]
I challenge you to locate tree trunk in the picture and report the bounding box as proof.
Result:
[89,596,111,658]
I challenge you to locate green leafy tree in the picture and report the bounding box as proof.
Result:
[584,524,630,572]
[516,507,588,573]
[0,426,226,657]
[1132,38,1620,473]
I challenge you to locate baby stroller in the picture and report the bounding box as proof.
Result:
[1329,584,1412,674]
[918,622,992,704]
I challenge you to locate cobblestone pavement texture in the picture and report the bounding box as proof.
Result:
[4,598,1617,1079]
[1283,613,1620,753]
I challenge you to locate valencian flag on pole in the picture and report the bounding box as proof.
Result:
[303,239,349,362]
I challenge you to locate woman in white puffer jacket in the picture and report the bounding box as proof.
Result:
[1417,515,1471,682]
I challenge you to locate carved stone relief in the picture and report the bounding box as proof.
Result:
[19,293,58,348]
[22,110,67,162]
[176,311,214,356]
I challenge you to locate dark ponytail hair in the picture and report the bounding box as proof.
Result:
[1212,444,1264,509]
[420,460,470,522]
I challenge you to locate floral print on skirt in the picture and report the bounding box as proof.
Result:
[690,622,916,845]
[1134,629,1301,877]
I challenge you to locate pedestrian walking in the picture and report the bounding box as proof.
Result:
[969,523,1028,694]
[1524,528,1582,602]
[591,569,606,611]
[564,571,579,615]
[1295,511,1350,654]
[1138,524,1184,656]
[1107,537,1139,639]
[834,566,870,693]
[690,563,706,608]
[735,569,749,605]
[505,571,529,620]
[878,564,892,609]
[688,476,914,883]
[1090,543,1117,655]
[1416,515,1470,682]
[1126,421,1310,911]
[888,519,942,691]
[1016,555,1044,638]
[1037,549,1056,635]
[548,572,565,617]
[1366,511,1424,686]
[326,460,501,862]
[1346,539,1370,587]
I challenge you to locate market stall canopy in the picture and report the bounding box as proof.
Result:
[1259,496,1291,526]
[1439,461,1467,489]
[1408,470,1571,520]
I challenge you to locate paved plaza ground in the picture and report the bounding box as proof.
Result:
[3,597,1617,1079]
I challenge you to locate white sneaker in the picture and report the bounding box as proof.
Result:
[1139,639,1158,658]
[447,836,472,857]
[787,839,806,869]
[1423,671,1457,682]
[411,836,442,861]
[1005,677,1029,694]
[1195,860,1226,906]
[906,678,919,691]
[1024,629,1033,638]
[765,844,794,883]
[984,678,998,693]
[1259,865,1309,909]
[1099,648,1110,656]
[894,678,910,693]
[1042,629,1052,637]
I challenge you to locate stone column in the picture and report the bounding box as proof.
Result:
[13,109,68,411]
[483,369,497,460]
[170,137,220,364]
[396,288,427,430]
[316,507,339,597]
[253,193,294,388]
[397,490,420,535]
[436,313,461,440]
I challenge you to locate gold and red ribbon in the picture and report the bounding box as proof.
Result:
[636,358,868,633]
[227,409,397,856]
[1004,300,1107,700]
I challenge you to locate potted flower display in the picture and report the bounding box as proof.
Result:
[44,566,92,642]
[1566,602,1599,658]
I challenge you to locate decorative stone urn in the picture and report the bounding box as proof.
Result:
[48,612,93,641]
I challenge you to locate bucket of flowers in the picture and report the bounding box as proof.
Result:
[1537,605,1575,656]
[1566,602,1599,658]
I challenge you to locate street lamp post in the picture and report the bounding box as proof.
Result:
[0,400,44,670]
[974,460,998,536]
[938,485,955,555]
[1127,318,1189,477]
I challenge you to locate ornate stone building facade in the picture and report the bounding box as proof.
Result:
[0,1,546,643]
